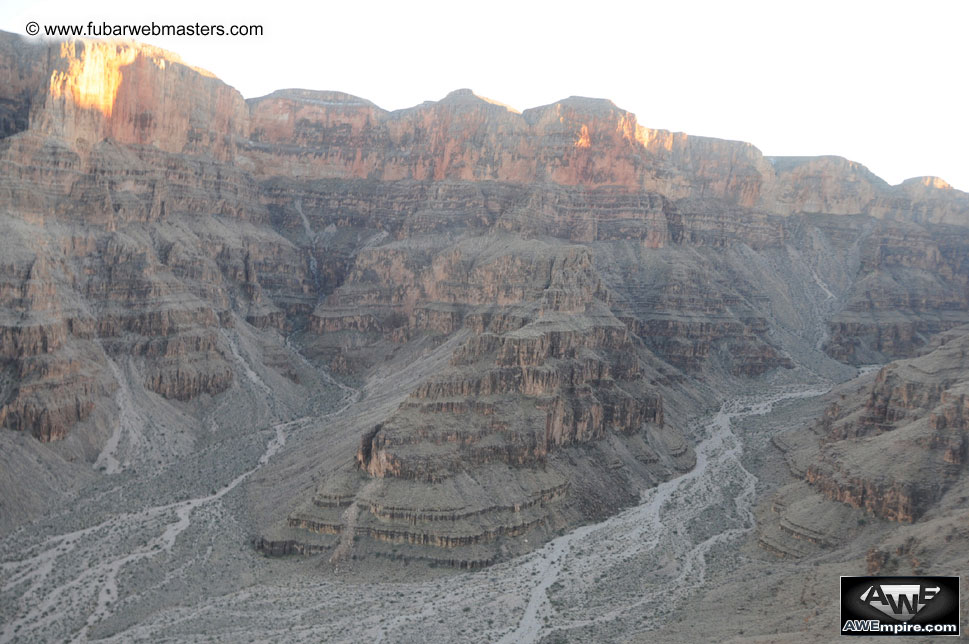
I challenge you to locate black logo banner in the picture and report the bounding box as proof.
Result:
[841,576,960,637]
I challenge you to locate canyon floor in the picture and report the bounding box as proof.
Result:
[0,341,906,643]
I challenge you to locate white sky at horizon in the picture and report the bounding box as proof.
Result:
[2,0,967,191]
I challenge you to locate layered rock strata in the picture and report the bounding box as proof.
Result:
[273,238,692,565]
[3,30,969,562]
[768,327,969,534]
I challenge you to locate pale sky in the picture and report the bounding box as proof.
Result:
[2,0,967,190]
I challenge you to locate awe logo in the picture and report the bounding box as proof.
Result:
[841,576,960,637]
[859,583,940,621]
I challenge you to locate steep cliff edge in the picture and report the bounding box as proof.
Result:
[0,33,308,448]
[245,85,969,226]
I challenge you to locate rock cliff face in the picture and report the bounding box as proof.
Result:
[3,30,969,563]
[247,88,969,226]
[279,238,692,565]
[0,33,314,444]
[33,39,247,158]
[782,327,969,524]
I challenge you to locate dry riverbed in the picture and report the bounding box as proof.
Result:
[2,372,842,642]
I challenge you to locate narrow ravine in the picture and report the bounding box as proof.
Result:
[92,355,133,475]
[810,266,837,351]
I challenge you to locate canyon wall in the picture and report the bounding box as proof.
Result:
[805,328,969,522]
[2,30,969,562]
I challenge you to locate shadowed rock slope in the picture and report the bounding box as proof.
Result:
[266,237,698,566]
[2,30,969,564]
[763,325,969,560]
[814,327,968,520]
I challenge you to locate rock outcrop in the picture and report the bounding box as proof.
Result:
[273,237,692,565]
[786,327,969,523]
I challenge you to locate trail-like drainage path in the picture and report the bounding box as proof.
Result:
[0,414,306,643]
[0,344,360,644]
[1,385,826,643]
[498,386,829,642]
